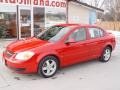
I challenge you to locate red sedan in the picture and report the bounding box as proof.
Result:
[3,24,116,78]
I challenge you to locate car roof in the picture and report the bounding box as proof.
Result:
[56,23,97,27]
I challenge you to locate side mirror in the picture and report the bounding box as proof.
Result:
[65,39,76,44]
[65,40,70,44]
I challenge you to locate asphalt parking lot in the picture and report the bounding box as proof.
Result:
[0,35,120,90]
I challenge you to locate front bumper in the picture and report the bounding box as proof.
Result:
[2,52,38,73]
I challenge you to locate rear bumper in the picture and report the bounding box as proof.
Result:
[2,52,38,73]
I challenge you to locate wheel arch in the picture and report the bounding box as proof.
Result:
[99,44,113,62]
[45,54,61,69]
[100,44,113,58]
[37,53,61,71]
[105,44,113,51]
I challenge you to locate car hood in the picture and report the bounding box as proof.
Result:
[7,37,50,53]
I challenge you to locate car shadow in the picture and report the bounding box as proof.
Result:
[11,59,102,80]
[1,56,115,83]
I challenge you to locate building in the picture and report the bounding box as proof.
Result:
[68,0,103,24]
[0,0,103,39]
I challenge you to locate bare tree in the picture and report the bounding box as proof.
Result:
[102,0,120,21]
[86,0,101,7]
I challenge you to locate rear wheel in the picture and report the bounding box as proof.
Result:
[100,47,112,62]
[38,56,59,78]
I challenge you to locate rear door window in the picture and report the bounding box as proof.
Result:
[88,28,104,39]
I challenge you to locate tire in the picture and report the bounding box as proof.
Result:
[99,47,112,62]
[38,56,59,78]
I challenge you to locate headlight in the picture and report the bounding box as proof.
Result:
[15,51,35,61]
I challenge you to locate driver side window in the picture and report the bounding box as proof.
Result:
[68,28,86,42]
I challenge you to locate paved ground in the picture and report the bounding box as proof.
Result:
[0,32,120,90]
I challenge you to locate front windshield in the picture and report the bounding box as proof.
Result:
[36,26,71,42]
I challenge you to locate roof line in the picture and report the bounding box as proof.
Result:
[68,0,104,12]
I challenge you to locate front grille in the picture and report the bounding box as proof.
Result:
[6,50,14,58]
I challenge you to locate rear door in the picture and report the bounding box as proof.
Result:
[87,27,105,59]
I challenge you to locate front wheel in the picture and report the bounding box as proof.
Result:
[99,47,112,62]
[38,56,59,78]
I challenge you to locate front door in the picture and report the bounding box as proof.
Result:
[19,6,33,39]
[61,28,89,66]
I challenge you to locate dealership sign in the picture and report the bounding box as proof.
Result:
[0,0,67,8]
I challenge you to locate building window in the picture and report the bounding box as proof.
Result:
[33,7,45,36]
[45,7,66,28]
[0,4,16,39]
[20,9,31,38]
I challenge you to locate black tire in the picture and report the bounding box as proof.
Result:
[99,47,112,62]
[38,56,59,78]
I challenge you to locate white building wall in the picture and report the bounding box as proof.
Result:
[68,2,90,24]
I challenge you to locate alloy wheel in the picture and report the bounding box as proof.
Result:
[42,59,57,76]
[103,48,111,61]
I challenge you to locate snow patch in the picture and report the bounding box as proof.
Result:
[107,30,120,37]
